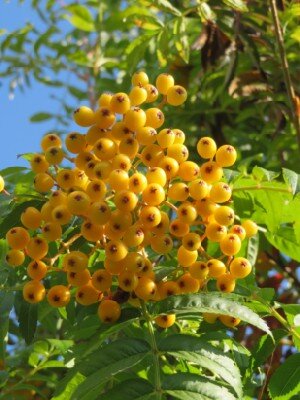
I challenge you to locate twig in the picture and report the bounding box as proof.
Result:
[269,0,300,151]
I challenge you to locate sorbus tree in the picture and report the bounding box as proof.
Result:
[0,1,300,400]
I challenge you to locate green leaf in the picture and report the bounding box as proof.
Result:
[30,112,54,122]
[198,3,216,21]
[18,301,38,345]
[65,5,95,32]
[159,334,242,398]
[268,353,300,400]
[71,338,150,400]
[151,293,270,334]
[281,304,300,349]
[125,33,156,72]
[162,372,236,400]
[252,166,279,182]
[151,0,182,16]
[282,168,299,195]
[222,0,248,12]
[53,372,86,400]
[266,227,300,262]
[0,291,14,358]
[99,379,155,400]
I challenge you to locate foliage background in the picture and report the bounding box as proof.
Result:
[0,0,299,399]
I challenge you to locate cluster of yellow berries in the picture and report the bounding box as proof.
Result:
[4,71,258,328]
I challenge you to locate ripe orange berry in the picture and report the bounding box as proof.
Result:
[45,146,64,165]
[144,84,159,103]
[139,206,161,229]
[52,205,72,225]
[155,314,176,328]
[105,240,128,262]
[177,245,198,267]
[98,299,121,323]
[182,233,201,251]
[170,219,189,237]
[67,269,91,287]
[135,277,157,301]
[156,73,174,94]
[177,273,200,294]
[6,249,25,267]
[177,203,197,224]
[109,169,129,191]
[76,284,101,305]
[230,257,252,278]
[47,285,71,307]
[168,182,189,202]
[214,206,234,226]
[92,269,112,292]
[189,179,209,200]
[151,234,173,254]
[205,222,227,242]
[158,156,179,180]
[136,126,157,145]
[6,227,30,250]
[220,234,241,256]
[195,198,218,218]
[142,183,165,206]
[129,172,148,193]
[88,201,111,225]
[63,251,88,272]
[81,220,104,242]
[209,182,232,203]
[167,85,187,106]
[207,259,227,278]
[216,273,236,293]
[119,137,139,159]
[158,281,179,299]
[41,133,61,151]
[67,191,90,215]
[132,71,149,86]
[189,261,209,280]
[34,173,54,193]
[41,222,62,242]
[65,132,86,154]
[26,237,48,260]
[118,271,139,292]
[230,225,246,241]
[124,107,146,131]
[20,207,42,230]
[141,144,164,167]
[73,106,96,127]
[30,154,49,173]
[242,220,258,237]
[129,86,147,106]
[23,281,46,304]
[197,137,217,159]
[98,92,113,108]
[200,161,223,184]
[216,145,237,167]
[178,161,200,181]
[27,260,48,280]
[110,92,131,114]
[94,107,115,129]
[219,315,240,328]
[145,108,165,129]
[173,129,185,144]
[123,225,144,248]
[157,128,175,148]
[167,144,189,164]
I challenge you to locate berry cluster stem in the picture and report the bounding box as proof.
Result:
[141,301,162,400]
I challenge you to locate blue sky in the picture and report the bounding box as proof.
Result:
[0,1,77,170]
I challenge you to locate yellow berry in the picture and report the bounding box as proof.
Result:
[207,259,226,278]
[177,245,198,267]
[63,251,88,271]
[21,207,42,230]
[41,222,62,242]
[30,154,49,173]
[65,132,86,154]
[6,249,25,267]
[76,284,101,305]
[145,108,165,129]
[110,92,131,114]
[156,73,175,95]
[200,161,223,183]
[23,281,46,304]
[142,183,165,206]
[230,257,252,278]
[214,206,234,226]
[189,261,209,280]
[216,273,236,293]
[26,237,48,260]
[197,137,217,159]
[189,179,209,200]
[219,315,240,328]
[132,71,149,86]
[144,84,159,103]
[98,299,121,323]
[166,85,187,106]
[209,182,232,203]
[155,314,176,328]
[216,145,237,167]
[27,260,48,280]
[220,234,241,256]
[129,86,148,106]
[94,107,116,129]
[47,285,71,307]
[124,107,146,131]
[6,227,30,250]
[41,133,61,151]
[45,146,64,165]
[34,173,54,193]
[67,269,91,287]
[242,220,258,237]
[73,106,96,127]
